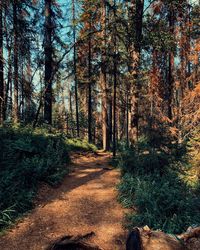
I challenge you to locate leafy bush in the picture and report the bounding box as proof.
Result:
[117,139,200,234]
[0,126,70,230]
[118,145,172,176]
[65,138,97,152]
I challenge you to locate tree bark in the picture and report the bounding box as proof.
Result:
[0,3,3,124]
[69,83,75,137]
[109,96,112,144]
[101,1,110,151]
[26,50,32,120]
[44,0,53,124]
[88,21,92,143]
[113,0,117,157]
[126,92,129,146]
[167,7,175,120]
[129,0,144,143]
[134,0,144,142]
[72,0,80,137]
[13,0,19,123]
[4,8,12,120]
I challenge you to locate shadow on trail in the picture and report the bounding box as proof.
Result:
[36,154,111,206]
[0,152,127,250]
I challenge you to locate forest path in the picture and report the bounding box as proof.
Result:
[0,152,127,250]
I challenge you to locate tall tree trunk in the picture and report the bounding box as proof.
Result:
[44,0,53,124]
[4,9,12,120]
[134,0,144,142]
[0,4,3,124]
[88,21,92,143]
[26,50,32,121]
[167,7,175,120]
[168,54,174,120]
[72,0,80,137]
[113,0,117,157]
[13,0,19,123]
[109,96,112,144]
[177,6,188,142]
[129,0,144,143]
[101,1,110,151]
[5,49,12,120]
[126,92,129,146]
[21,64,25,121]
[69,83,75,137]
[187,3,192,90]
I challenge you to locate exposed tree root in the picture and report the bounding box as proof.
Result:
[47,232,102,250]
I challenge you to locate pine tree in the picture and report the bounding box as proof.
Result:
[44,0,53,124]
[0,1,3,124]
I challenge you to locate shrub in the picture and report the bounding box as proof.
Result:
[0,126,70,230]
[117,140,200,234]
[65,138,97,152]
[118,144,172,176]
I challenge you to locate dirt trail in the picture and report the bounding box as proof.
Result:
[0,152,127,250]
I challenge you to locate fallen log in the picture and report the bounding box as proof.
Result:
[178,227,200,250]
[46,232,102,250]
[126,226,200,250]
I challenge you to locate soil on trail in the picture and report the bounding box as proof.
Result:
[0,152,127,250]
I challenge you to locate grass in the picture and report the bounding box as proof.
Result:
[65,138,97,152]
[0,125,97,231]
[117,138,200,234]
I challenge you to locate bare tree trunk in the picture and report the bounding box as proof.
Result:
[5,49,12,120]
[4,8,12,120]
[113,0,117,157]
[61,86,67,130]
[167,7,175,120]
[26,50,32,120]
[0,4,3,124]
[69,83,75,137]
[72,0,80,137]
[44,0,53,124]
[109,96,112,144]
[88,21,92,143]
[168,53,174,120]
[126,92,129,146]
[187,3,191,82]
[21,64,25,121]
[13,0,19,123]
[129,0,144,143]
[101,1,110,151]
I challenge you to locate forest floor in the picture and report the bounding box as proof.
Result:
[0,152,127,250]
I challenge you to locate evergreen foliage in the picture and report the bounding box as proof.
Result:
[117,138,200,234]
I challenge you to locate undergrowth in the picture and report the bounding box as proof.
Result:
[65,138,97,152]
[117,135,200,234]
[0,125,96,231]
